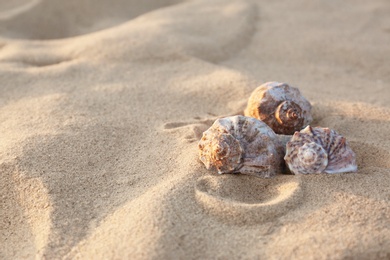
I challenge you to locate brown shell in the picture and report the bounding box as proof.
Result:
[198,115,284,178]
[245,82,313,135]
[284,126,358,174]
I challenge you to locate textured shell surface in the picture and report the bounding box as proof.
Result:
[245,82,313,135]
[284,126,358,174]
[198,115,284,178]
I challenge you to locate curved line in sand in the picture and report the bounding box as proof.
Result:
[195,175,303,224]
[0,0,41,20]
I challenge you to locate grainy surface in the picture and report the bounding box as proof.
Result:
[0,0,389,259]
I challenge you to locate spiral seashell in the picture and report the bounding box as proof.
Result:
[198,115,285,178]
[284,126,358,174]
[245,82,313,135]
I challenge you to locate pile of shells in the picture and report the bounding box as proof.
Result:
[198,82,357,177]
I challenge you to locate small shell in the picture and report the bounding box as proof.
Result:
[284,126,358,174]
[245,82,313,135]
[198,115,284,178]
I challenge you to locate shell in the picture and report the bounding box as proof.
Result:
[198,115,284,178]
[245,82,313,135]
[284,126,357,174]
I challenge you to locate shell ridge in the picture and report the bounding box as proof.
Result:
[198,115,283,177]
[284,126,357,174]
[245,82,313,134]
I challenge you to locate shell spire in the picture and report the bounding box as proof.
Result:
[284,126,358,174]
[245,82,312,135]
[198,115,284,178]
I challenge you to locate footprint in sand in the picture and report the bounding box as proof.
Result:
[162,107,246,143]
[163,117,217,143]
[191,102,390,225]
[195,174,303,225]
[164,115,304,225]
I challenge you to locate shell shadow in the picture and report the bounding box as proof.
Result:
[311,102,390,171]
[195,174,303,225]
[349,141,390,170]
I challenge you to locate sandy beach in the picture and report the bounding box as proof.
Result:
[1,0,389,259]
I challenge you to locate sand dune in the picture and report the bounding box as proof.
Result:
[0,0,389,259]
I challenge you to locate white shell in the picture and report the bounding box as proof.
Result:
[198,115,284,178]
[245,82,313,135]
[284,126,357,174]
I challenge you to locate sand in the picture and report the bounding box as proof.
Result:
[0,0,389,259]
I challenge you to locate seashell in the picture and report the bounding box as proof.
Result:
[284,126,357,174]
[245,82,313,135]
[198,115,285,178]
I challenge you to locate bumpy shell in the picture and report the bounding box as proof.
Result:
[245,82,313,135]
[284,126,357,174]
[198,115,284,178]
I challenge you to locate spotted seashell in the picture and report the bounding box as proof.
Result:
[245,82,313,135]
[198,115,284,178]
[284,126,357,174]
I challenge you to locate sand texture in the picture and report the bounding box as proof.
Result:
[1,0,390,259]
